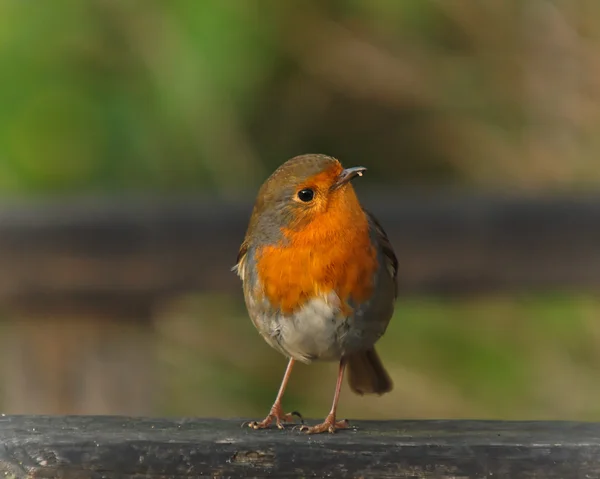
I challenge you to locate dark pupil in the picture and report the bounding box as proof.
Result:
[297,189,314,202]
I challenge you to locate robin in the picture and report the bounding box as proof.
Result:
[233,154,397,434]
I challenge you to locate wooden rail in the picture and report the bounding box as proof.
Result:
[0,193,600,308]
[1,193,599,415]
[0,416,598,478]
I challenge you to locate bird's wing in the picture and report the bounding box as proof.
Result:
[365,210,398,298]
[232,241,249,277]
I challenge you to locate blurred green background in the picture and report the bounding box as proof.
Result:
[2,0,600,422]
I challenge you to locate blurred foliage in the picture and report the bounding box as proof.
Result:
[2,0,600,195]
[1,0,600,420]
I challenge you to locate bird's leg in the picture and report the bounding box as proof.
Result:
[246,358,302,430]
[300,358,349,434]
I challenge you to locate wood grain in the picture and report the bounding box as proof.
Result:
[0,416,599,478]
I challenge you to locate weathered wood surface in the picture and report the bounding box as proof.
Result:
[0,193,600,311]
[0,416,599,478]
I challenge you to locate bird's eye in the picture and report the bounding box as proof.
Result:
[297,188,315,202]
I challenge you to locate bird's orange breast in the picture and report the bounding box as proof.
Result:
[255,189,378,315]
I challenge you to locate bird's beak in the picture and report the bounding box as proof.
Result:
[331,166,367,191]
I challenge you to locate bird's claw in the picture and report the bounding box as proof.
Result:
[242,410,303,430]
[297,418,350,434]
[240,420,263,429]
[290,410,304,424]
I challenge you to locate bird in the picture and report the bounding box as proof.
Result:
[233,154,398,434]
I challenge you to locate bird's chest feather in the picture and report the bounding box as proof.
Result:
[254,221,378,316]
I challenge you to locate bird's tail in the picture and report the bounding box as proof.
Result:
[346,348,393,395]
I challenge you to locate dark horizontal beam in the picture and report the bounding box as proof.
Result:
[0,416,599,478]
[1,192,600,311]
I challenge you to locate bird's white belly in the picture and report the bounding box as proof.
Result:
[279,295,344,361]
[259,292,353,363]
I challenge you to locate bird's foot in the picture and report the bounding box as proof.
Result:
[243,407,303,430]
[298,415,349,434]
